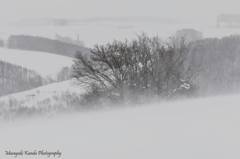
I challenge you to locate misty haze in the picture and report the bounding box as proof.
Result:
[1,0,240,159]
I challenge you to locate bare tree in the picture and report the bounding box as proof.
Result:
[175,29,203,43]
[72,34,200,105]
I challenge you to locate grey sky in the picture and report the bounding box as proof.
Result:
[0,0,239,22]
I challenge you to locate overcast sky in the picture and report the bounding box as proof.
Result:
[0,0,239,22]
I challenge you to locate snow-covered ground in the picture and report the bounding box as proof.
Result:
[0,48,73,78]
[1,94,240,159]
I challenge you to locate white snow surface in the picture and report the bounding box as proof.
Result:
[0,48,73,78]
[1,94,240,159]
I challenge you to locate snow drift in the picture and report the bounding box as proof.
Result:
[1,94,240,159]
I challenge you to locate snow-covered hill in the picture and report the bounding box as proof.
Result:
[1,94,240,159]
[0,48,73,78]
[0,79,86,108]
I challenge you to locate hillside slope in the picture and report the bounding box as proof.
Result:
[1,94,240,159]
[0,79,86,108]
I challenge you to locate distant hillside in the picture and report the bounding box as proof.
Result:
[7,18,80,27]
[7,35,90,57]
[217,14,240,28]
[9,17,188,26]
[81,16,186,24]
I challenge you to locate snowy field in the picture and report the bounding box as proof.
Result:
[0,48,73,78]
[1,94,240,159]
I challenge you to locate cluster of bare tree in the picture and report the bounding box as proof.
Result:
[57,67,72,82]
[0,38,4,47]
[5,33,240,117]
[72,34,200,105]
[189,35,240,96]
[175,29,203,43]
[0,60,43,96]
[7,35,89,57]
